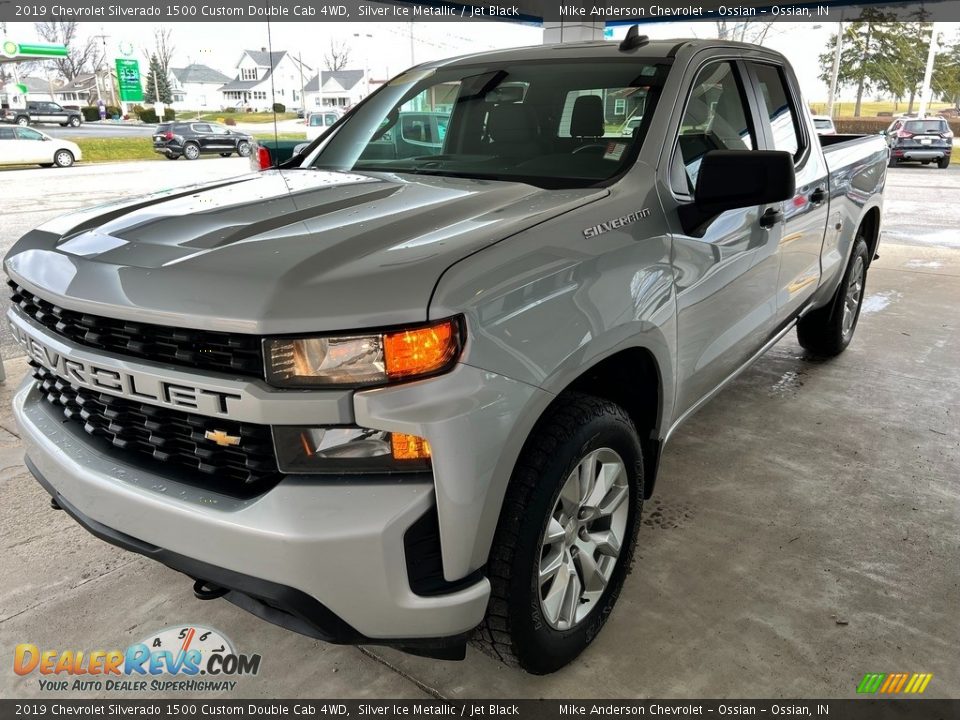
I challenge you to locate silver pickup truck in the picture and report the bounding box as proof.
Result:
[6,34,886,674]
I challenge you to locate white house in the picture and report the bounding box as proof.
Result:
[169,64,231,111]
[303,70,376,111]
[219,49,310,111]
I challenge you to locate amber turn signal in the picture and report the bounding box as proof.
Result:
[384,319,460,380]
[391,433,432,461]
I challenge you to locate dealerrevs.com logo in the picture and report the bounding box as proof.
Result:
[14,625,261,693]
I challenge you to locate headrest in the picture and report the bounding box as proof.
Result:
[571,95,604,137]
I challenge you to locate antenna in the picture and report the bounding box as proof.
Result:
[619,25,650,52]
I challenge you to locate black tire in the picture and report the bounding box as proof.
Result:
[68,116,81,128]
[797,236,869,357]
[237,141,252,157]
[39,163,53,168]
[165,154,179,160]
[53,149,74,168]
[887,156,898,168]
[15,116,29,126]
[183,142,200,160]
[938,156,951,169]
[474,393,644,674]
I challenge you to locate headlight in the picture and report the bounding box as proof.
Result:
[264,317,462,387]
[273,426,431,474]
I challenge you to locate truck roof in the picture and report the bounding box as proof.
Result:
[421,37,784,69]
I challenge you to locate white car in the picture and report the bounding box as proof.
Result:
[305,110,342,141]
[0,125,81,167]
[620,115,643,137]
[811,115,837,135]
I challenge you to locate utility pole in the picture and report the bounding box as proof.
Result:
[917,22,940,117]
[297,51,305,112]
[827,21,843,118]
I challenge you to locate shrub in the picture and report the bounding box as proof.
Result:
[272,103,286,113]
[80,106,100,122]
[224,117,237,126]
[106,105,121,118]
[834,117,960,135]
[224,106,237,113]
[137,108,159,124]
[162,108,176,121]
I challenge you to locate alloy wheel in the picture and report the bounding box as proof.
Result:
[842,254,864,339]
[538,448,629,631]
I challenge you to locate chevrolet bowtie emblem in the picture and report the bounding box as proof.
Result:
[204,429,241,447]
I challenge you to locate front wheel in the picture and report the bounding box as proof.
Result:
[53,150,74,168]
[183,142,200,160]
[474,393,643,674]
[797,236,869,357]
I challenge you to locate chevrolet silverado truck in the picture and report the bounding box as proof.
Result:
[6,32,886,674]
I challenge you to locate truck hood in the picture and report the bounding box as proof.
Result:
[5,169,605,334]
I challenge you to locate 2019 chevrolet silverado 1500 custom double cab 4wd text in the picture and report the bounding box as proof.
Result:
[6,32,886,674]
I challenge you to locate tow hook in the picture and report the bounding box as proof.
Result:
[193,579,229,600]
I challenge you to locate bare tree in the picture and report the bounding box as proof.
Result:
[715,21,775,46]
[323,40,351,72]
[145,26,176,74]
[34,21,104,80]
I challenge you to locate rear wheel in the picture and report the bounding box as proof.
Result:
[165,153,179,160]
[237,141,252,157]
[53,150,74,168]
[938,155,951,169]
[68,116,81,128]
[797,236,869,357]
[474,393,644,674]
[183,142,200,160]
[16,116,28,126]
[887,155,898,168]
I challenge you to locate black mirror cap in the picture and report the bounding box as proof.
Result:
[696,150,795,209]
[680,150,795,236]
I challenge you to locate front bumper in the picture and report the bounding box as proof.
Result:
[13,378,491,643]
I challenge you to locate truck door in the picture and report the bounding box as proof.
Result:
[664,60,783,417]
[745,62,829,321]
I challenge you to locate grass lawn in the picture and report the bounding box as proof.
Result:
[175,111,299,123]
[61,134,306,164]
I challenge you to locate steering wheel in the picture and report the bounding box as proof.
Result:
[572,143,609,155]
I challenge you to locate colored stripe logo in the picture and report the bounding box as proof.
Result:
[857,673,933,694]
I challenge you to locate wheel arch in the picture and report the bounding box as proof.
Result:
[859,205,882,268]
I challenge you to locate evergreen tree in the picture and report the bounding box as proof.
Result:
[144,53,172,105]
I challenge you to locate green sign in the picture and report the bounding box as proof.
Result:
[115,58,143,102]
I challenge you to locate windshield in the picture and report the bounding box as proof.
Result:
[904,120,946,134]
[304,59,671,188]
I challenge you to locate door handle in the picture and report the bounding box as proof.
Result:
[759,207,783,228]
[809,186,827,204]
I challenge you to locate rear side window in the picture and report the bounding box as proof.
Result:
[904,120,947,134]
[0,127,15,139]
[751,63,803,158]
[674,61,755,191]
[813,119,833,130]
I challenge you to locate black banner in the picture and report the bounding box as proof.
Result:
[0,700,958,720]
[3,0,960,23]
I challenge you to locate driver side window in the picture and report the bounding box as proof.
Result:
[674,62,755,193]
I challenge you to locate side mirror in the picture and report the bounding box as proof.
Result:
[680,150,795,235]
[42,136,51,141]
[292,143,309,156]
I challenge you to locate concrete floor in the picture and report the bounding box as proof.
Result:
[0,164,958,699]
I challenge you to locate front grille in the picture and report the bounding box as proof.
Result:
[10,281,264,378]
[33,364,280,498]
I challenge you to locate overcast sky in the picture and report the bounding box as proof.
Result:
[4,19,959,102]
